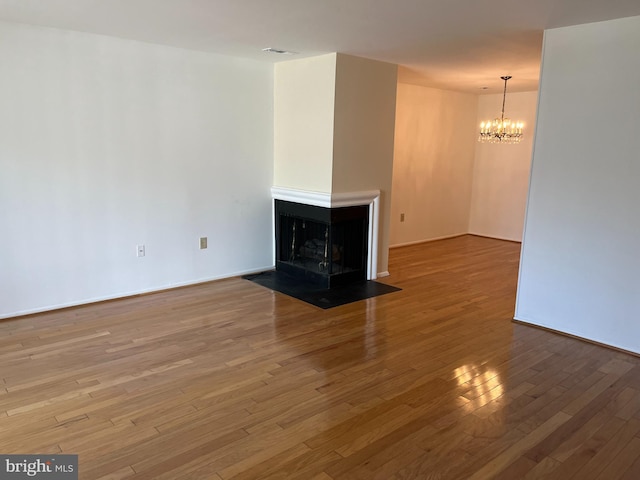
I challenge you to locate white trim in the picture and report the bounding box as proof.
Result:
[513,314,640,356]
[467,232,522,243]
[330,190,383,208]
[0,265,275,320]
[377,271,390,278]
[271,186,380,280]
[389,233,466,248]
[390,233,521,249]
[270,186,332,207]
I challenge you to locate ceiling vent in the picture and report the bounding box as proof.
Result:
[262,47,298,55]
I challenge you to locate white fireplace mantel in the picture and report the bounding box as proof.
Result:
[271,186,381,280]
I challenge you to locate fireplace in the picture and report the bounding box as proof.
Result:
[275,200,368,288]
[241,187,399,308]
[271,187,381,284]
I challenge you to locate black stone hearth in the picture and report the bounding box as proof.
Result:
[243,270,401,309]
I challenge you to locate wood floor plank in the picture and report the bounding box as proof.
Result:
[467,411,573,480]
[567,417,640,480]
[595,436,640,480]
[2,235,640,478]
[523,456,562,479]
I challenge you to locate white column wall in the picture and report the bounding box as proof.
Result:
[332,54,398,275]
[273,54,336,194]
[516,16,640,353]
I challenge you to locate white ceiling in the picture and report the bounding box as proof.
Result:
[0,0,639,94]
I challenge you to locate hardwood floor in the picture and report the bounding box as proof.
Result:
[2,235,640,479]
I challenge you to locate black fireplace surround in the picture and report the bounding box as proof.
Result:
[275,200,369,288]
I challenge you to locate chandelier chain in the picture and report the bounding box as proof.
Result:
[501,77,508,122]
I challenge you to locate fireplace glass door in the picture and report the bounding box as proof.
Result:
[275,200,368,288]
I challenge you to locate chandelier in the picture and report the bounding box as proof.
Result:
[478,76,524,144]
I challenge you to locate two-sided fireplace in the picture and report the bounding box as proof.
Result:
[275,200,369,288]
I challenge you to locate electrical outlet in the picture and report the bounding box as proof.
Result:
[199,237,208,249]
[137,244,145,257]
[400,213,405,222]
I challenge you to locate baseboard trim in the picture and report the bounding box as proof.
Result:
[389,233,522,249]
[389,233,466,249]
[468,233,522,243]
[0,265,275,321]
[512,318,640,358]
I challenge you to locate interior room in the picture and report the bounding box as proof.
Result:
[1,1,640,478]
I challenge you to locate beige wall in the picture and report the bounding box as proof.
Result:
[273,53,336,193]
[332,54,398,273]
[468,91,537,241]
[390,83,478,246]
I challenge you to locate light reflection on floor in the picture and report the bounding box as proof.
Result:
[454,364,504,413]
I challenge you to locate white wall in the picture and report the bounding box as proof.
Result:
[516,16,640,353]
[468,91,537,241]
[390,83,478,246]
[332,54,397,274]
[0,21,274,318]
[273,54,336,193]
